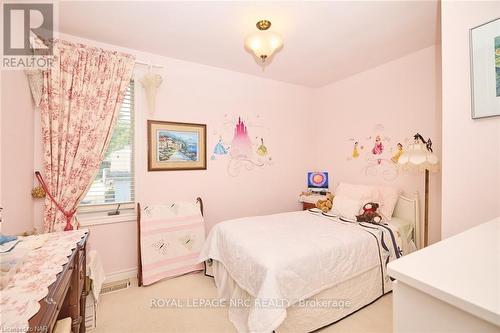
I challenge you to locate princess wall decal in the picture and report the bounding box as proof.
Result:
[257,138,268,156]
[352,141,360,159]
[391,143,404,164]
[212,115,273,176]
[346,124,403,181]
[372,135,384,155]
[211,136,228,160]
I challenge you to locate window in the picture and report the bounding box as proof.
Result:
[79,81,134,211]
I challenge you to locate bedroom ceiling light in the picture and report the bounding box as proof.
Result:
[244,20,284,67]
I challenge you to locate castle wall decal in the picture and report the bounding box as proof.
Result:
[212,116,273,177]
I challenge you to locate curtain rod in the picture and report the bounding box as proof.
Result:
[135,60,164,69]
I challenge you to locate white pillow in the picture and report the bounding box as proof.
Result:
[335,182,401,220]
[335,182,380,203]
[332,196,363,220]
[377,186,401,219]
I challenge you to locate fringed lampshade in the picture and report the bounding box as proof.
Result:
[398,134,439,248]
[398,141,439,172]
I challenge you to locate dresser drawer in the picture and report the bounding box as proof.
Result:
[52,261,75,306]
[28,232,88,333]
[43,259,74,331]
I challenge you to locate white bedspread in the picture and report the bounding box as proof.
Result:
[199,211,386,333]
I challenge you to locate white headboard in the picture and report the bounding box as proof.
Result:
[392,193,421,249]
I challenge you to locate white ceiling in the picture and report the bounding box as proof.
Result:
[59,1,439,87]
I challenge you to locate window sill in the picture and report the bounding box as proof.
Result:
[78,211,136,227]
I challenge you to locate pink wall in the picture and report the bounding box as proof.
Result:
[1,34,315,275]
[441,1,500,238]
[312,46,442,244]
[1,34,443,276]
[0,71,35,234]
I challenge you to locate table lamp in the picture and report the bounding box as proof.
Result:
[398,134,439,247]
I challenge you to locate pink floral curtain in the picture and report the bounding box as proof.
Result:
[39,40,135,232]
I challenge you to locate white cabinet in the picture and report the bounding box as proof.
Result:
[388,218,500,332]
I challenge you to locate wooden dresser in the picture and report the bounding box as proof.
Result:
[28,233,88,333]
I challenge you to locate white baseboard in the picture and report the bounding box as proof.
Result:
[104,267,137,284]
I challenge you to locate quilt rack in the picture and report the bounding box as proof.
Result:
[136,197,204,286]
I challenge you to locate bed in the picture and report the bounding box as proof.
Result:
[199,194,419,333]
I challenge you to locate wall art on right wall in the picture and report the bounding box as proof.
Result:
[470,17,500,118]
[496,35,500,97]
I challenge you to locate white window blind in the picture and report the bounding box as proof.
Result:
[80,82,134,209]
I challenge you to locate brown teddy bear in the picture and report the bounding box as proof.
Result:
[356,202,383,223]
[316,193,334,213]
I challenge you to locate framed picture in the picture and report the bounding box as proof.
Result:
[147,120,206,171]
[470,17,500,119]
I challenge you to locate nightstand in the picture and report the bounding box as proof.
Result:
[298,193,329,211]
[301,202,316,210]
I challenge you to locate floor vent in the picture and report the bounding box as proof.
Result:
[100,279,130,294]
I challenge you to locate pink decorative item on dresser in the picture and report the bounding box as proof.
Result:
[137,198,205,286]
[38,39,135,232]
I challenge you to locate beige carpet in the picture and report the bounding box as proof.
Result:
[93,272,392,333]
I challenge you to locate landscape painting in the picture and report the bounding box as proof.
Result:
[470,18,500,118]
[157,130,199,162]
[496,36,500,97]
[148,120,206,171]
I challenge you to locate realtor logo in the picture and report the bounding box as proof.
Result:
[3,3,53,56]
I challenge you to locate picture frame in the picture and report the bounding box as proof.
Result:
[147,120,207,171]
[470,17,500,119]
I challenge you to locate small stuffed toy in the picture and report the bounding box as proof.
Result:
[356,202,382,223]
[316,193,334,213]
